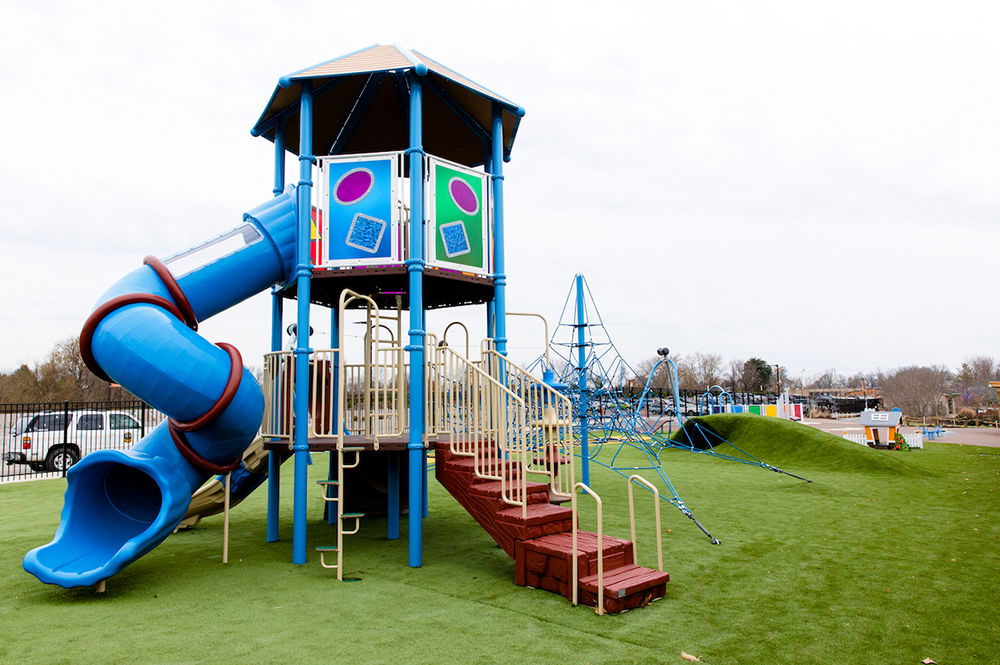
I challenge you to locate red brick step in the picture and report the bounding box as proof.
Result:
[432,441,669,613]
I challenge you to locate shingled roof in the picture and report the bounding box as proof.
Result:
[251,44,524,167]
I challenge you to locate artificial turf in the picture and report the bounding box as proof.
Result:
[1,417,997,665]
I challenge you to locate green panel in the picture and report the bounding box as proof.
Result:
[433,163,485,271]
[749,405,762,415]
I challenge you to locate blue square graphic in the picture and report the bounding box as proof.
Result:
[440,221,471,258]
[345,214,387,254]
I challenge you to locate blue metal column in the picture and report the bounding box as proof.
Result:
[489,104,508,356]
[387,453,400,539]
[405,68,427,567]
[272,124,286,196]
[575,274,590,487]
[266,290,283,542]
[266,122,286,543]
[292,82,314,565]
[326,306,339,525]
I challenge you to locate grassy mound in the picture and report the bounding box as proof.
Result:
[671,414,926,476]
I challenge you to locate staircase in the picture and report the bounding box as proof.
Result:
[429,343,670,614]
[434,442,669,613]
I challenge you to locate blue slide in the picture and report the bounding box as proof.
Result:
[24,188,298,588]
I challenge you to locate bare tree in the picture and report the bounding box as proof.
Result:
[881,365,952,416]
[809,368,845,389]
[954,356,998,407]
[692,352,724,389]
[727,358,744,392]
[633,356,672,391]
[0,337,135,403]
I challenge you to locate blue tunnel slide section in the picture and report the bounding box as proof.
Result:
[23,188,298,588]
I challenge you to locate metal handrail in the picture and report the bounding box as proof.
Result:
[428,342,531,516]
[627,474,664,572]
[571,482,604,615]
[481,347,576,502]
[506,312,551,369]
[337,289,406,450]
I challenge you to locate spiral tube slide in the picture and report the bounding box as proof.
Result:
[23,187,298,588]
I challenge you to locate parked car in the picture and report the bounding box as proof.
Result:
[4,410,143,472]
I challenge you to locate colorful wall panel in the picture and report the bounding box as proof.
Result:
[427,157,489,275]
[320,154,400,267]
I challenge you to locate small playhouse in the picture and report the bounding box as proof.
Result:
[860,410,903,448]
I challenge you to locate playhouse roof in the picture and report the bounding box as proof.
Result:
[860,410,903,427]
[251,44,524,167]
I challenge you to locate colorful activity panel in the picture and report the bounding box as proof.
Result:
[320,153,401,266]
[427,157,489,274]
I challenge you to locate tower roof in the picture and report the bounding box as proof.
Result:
[251,44,525,167]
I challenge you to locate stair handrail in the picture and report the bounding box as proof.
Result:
[627,474,664,572]
[481,347,576,502]
[430,342,531,515]
[571,482,604,615]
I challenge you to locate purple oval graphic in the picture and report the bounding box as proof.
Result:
[449,177,479,215]
[334,168,375,206]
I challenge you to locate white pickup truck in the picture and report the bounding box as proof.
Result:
[5,410,144,472]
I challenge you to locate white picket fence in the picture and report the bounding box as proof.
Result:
[842,431,923,449]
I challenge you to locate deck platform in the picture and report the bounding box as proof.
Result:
[262,435,439,452]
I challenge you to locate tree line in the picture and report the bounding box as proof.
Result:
[633,352,999,417]
[2,338,997,419]
[0,338,137,403]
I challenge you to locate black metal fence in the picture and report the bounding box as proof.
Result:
[1,400,165,482]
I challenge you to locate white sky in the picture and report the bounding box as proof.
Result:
[1,0,997,384]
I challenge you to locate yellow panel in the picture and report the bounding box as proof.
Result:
[764,404,777,417]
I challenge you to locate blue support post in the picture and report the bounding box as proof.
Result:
[486,300,496,340]
[266,288,283,542]
[273,123,286,196]
[490,104,508,356]
[387,453,399,539]
[405,70,426,567]
[575,274,590,488]
[292,81,314,565]
[266,121,286,543]
[326,306,339,525]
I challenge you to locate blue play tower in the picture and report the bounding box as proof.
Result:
[250,44,524,568]
[25,45,525,586]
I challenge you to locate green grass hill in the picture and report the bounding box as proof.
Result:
[672,414,927,477]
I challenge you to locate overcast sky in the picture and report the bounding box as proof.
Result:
[1,0,997,384]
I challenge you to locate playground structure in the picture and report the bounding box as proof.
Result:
[23,45,670,612]
[544,275,811,544]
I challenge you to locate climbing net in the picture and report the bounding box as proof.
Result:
[536,275,810,543]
